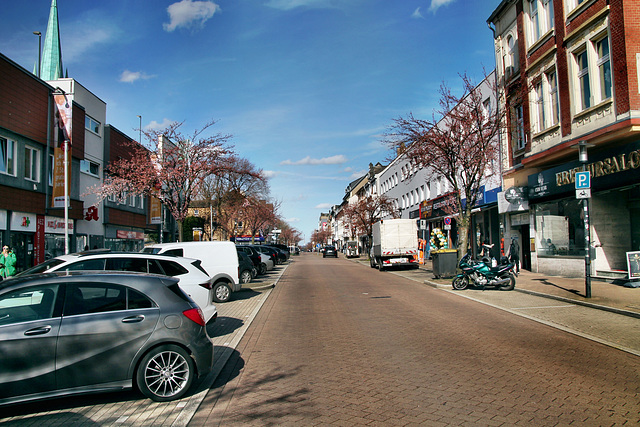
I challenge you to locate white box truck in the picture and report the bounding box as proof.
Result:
[370,219,419,271]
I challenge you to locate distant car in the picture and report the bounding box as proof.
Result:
[323,246,338,258]
[237,251,255,284]
[0,272,214,405]
[19,250,218,322]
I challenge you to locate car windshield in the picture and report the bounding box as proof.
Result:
[18,258,67,276]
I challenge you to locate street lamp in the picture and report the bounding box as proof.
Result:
[572,140,595,298]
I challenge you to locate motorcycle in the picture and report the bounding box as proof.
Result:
[451,252,516,291]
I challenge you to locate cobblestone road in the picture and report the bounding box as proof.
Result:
[191,254,640,426]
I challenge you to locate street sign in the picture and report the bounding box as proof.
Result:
[444,217,451,225]
[576,189,591,199]
[575,171,590,189]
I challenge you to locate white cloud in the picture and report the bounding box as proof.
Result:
[265,0,340,11]
[314,203,333,209]
[429,0,456,13]
[281,155,348,165]
[163,0,221,32]
[146,118,176,131]
[119,70,154,83]
[411,7,423,19]
[286,217,301,223]
[263,170,281,178]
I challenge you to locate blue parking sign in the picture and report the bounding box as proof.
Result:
[575,171,590,189]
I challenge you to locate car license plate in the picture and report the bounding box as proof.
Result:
[390,258,407,263]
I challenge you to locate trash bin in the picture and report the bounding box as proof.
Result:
[432,249,457,278]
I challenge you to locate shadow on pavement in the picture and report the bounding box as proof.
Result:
[532,277,583,296]
[207,316,245,338]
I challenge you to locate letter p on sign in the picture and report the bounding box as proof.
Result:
[575,171,590,189]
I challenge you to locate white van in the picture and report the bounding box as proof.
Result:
[142,241,240,303]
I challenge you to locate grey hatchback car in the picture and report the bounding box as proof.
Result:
[0,272,213,405]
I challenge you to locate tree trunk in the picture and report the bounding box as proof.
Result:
[177,219,184,242]
[456,215,470,261]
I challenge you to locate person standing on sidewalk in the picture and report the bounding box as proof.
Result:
[0,245,17,278]
[508,238,520,273]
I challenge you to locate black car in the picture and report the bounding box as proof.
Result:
[323,245,338,258]
[236,245,262,274]
[0,272,214,405]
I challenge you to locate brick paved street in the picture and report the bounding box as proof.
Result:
[191,253,640,426]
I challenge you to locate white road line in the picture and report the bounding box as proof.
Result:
[512,305,576,310]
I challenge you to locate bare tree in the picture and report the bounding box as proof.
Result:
[341,194,400,245]
[386,73,502,259]
[92,120,234,241]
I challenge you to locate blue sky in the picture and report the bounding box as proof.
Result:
[1,0,499,243]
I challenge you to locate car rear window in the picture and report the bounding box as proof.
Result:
[157,260,189,277]
[19,258,66,275]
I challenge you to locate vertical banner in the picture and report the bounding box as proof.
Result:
[150,197,162,224]
[52,94,72,208]
[35,215,45,266]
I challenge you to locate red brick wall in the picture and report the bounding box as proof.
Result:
[71,103,85,159]
[0,56,49,144]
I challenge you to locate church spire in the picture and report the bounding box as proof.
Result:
[40,0,63,81]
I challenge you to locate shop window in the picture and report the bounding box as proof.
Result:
[534,198,585,256]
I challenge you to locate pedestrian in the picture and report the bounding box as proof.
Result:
[0,245,17,278]
[508,237,520,273]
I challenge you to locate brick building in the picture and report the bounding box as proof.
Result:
[489,0,640,277]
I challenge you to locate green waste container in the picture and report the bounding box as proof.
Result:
[432,249,457,278]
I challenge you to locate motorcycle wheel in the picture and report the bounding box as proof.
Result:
[499,273,516,291]
[452,275,469,290]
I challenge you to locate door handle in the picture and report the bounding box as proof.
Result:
[122,315,145,323]
[24,326,52,336]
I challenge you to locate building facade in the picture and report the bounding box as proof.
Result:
[489,0,640,277]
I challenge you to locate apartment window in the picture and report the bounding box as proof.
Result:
[528,0,554,45]
[504,31,519,79]
[576,49,591,110]
[513,104,526,150]
[596,36,612,100]
[534,82,545,134]
[573,35,612,113]
[24,146,40,182]
[0,136,16,176]
[85,115,101,135]
[548,71,559,125]
[80,159,100,177]
[138,195,145,209]
[130,194,136,207]
[48,153,54,186]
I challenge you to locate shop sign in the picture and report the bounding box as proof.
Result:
[498,186,529,213]
[116,230,145,240]
[10,212,37,232]
[421,192,457,219]
[529,140,640,200]
[44,216,74,234]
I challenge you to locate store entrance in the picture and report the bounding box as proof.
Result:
[10,232,34,273]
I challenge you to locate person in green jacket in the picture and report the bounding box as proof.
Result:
[0,245,17,278]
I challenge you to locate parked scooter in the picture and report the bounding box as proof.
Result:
[451,250,517,291]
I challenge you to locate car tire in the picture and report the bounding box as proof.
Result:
[240,269,252,284]
[212,282,231,303]
[260,263,267,275]
[136,344,195,402]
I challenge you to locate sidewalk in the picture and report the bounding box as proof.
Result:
[418,258,640,318]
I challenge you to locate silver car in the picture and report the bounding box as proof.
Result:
[0,272,214,405]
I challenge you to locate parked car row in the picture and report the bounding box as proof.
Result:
[0,240,292,406]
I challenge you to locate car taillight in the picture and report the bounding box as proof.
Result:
[183,307,206,326]
[198,281,212,290]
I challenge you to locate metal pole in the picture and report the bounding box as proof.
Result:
[584,197,591,298]
[64,141,69,254]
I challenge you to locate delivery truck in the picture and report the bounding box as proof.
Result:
[369,218,419,271]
